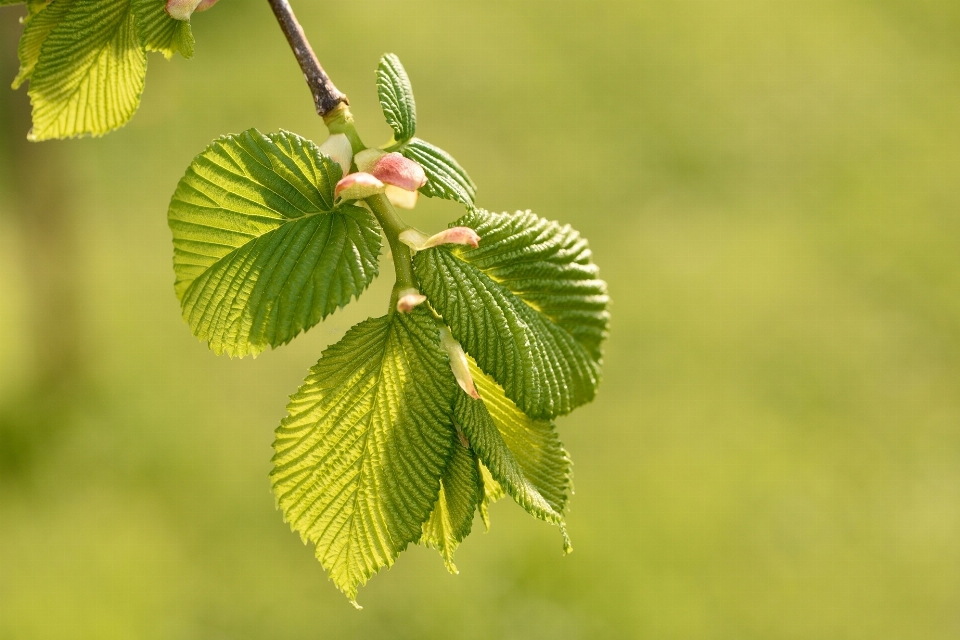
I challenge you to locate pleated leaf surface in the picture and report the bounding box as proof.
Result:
[168,129,381,357]
[271,309,458,604]
[415,209,609,418]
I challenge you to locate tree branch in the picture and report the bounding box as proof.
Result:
[266,0,348,117]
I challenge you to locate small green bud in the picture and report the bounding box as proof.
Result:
[319,134,353,177]
[334,172,384,201]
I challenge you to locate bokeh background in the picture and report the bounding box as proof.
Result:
[2,1,959,637]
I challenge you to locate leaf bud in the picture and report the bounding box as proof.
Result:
[165,0,203,20]
[385,184,419,210]
[395,288,427,313]
[334,172,384,201]
[195,0,219,11]
[399,226,480,251]
[318,133,353,177]
[439,327,480,399]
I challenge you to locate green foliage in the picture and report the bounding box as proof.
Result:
[419,441,482,574]
[401,137,477,206]
[415,208,609,419]
[376,53,477,206]
[457,360,572,550]
[9,0,194,140]
[376,53,417,145]
[270,309,457,605]
[174,54,607,604]
[5,10,609,601]
[168,129,381,357]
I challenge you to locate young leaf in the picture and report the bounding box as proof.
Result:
[478,459,504,531]
[456,360,573,551]
[414,209,609,419]
[420,440,482,574]
[377,53,416,144]
[132,0,195,59]
[271,308,458,604]
[12,0,74,90]
[401,138,477,206]
[27,0,146,140]
[169,129,381,357]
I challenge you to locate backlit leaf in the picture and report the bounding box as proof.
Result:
[132,0,194,59]
[456,360,572,551]
[271,309,458,604]
[415,209,609,418]
[420,440,482,574]
[27,0,146,140]
[169,129,381,357]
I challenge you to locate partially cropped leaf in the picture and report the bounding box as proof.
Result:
[401,138,476,206]
[271,309,458,604]
[27,0,146,140]
[415,209,609,418]
[478,460,504,531]
[420,440,482,574]
[169,129,381,357]
[456,360,572,551]
[377,53,416,144]
[133,0,195,59]
[12,0,73,90]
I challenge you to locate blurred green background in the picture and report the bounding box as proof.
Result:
[2,0,959,637]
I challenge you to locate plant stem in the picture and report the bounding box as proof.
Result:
[267,1,417,307]
[365,194,419,310]
[266,0,348,117]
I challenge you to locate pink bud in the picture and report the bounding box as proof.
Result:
[319,133,353,177]
[439,328,480,399]
[399,227,480,251]
[395,288,426,313]
[385,184,419,210]
[370,153,427,192]
[194,0,219,11]
[334,172,384,201]
[165,0,203,20]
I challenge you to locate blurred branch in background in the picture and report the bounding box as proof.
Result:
[0,7,88,479]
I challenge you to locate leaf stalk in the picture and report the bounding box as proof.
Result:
[365,193,419,310]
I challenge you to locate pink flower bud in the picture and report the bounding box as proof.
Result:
[395,288,427,313]
[439,327,480,399]
[194,0,219,11]
[399,227,480,251]
[319,133,353,177]
[334,172,384,201]
[165,0,203,20]
[385,184,419,210]
[370,153,427,192]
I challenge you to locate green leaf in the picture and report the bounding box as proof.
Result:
[377,53,417,144]
[457,359,572,551]
[478,459,504,532]
[420,440,482,574]
[169,129,381,357]
[401,138,477,206]
[11,0,73,90]
[271,308,458,604]
[414,209,609,418]
[27,0,146,140]
[132,0,195,60]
